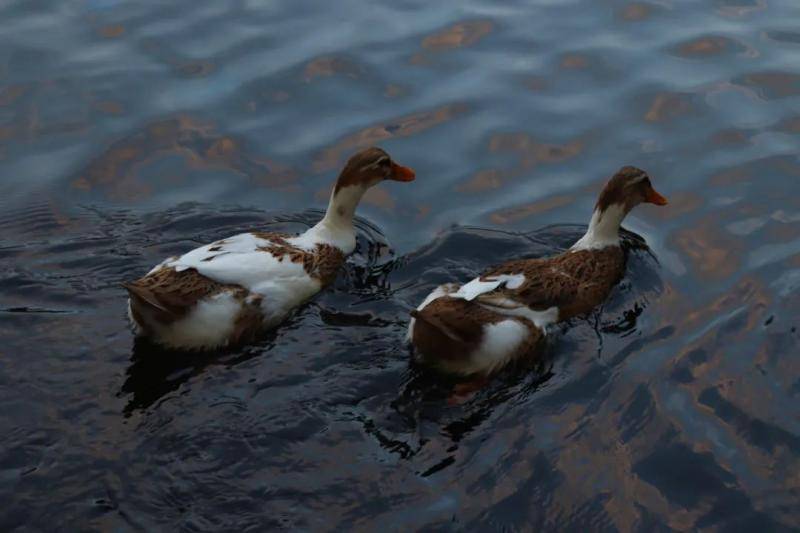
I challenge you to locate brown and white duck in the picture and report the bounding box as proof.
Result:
[124,147,415,350]
[407,166,667,377]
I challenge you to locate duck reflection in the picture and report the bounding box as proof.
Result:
[120,335,274,416]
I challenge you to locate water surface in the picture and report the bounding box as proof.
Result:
[1,0,800,530]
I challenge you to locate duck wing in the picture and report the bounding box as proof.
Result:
[481,248,626,320]
[163,231,345,296]
[124,267,244,322]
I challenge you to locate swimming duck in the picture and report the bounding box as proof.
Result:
[124,147,415,350]
[408,166,667,377]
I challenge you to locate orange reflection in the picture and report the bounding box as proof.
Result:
[99,25,125,38]
[618,3,653,21]
[92,101,124,116]
[70,116,294,200]
[489,132,583,168]
[489,194,574,224]
[303,56,362,83]
[560,54,589,69]
[676,36,730,57]
[647,191,704,221]
[313,103,467,171]
[671,216,741,280]
[422,20,494,50]
[0,85,26,106]
[644,93,692,123]
[738,72,800,100]
[455,169,503,193]
[776,116,800,133]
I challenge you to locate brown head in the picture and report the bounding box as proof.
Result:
[596,166,668,214]
[333,147,415,194]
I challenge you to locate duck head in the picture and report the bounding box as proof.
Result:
[572,166,667,250]
[334,147,415,195]
[321,147,415,231]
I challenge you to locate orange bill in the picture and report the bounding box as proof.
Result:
[390,163,416,182]
[645,185,668,205]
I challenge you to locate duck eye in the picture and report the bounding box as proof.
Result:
[378,157,391,168]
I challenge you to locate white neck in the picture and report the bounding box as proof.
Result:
[571,203,627,251]
[290,185,366,254]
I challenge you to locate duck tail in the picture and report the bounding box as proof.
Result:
[123,281,175,333]
[410,308,466,343]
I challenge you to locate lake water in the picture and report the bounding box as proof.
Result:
[1,0,800,530]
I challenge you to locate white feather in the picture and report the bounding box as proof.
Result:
[434,319,529,376]
[476,296,559,329]
[164,232,322,326]
[471,320,529,374]
[571,204,626,251]
[287,184,366,254]
[156,291,242,349]
[453,274,526,301]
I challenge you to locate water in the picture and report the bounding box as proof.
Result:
[1,0,800,530]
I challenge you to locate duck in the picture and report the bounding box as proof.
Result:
[407,166,667,377]
[124,147,415,350]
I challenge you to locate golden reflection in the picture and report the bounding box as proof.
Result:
[709,166,750,186]
[548,397,676,531]
[618,3,653,21]
[70,116,295,200]
[765,221,800,243]
[270,91,290,103]
[647,191,704,220]
[716,0,767,18]
[303,56,362,83]
[0,125,13,142]
[412,20,494,65]
[676,36,729,57]
[712,157,800,187]
[98,25,125,38]
[383,84,406,98]
[363,186,396,211]
[92,101,124,116]
[739,72,800,99]
[455,169,503,193]
[422,20,493,50]
[489,133,583,168]
[777,116,800,133]
[711,128,749,146]
[0,84,26,106]
[313,103,467,171]
[671,216,742,280]
[560,54,589,69]
[644,93,692,123]
[526,76,548,92]
[489,194,574,224]
[679,276,767,334]
[176,61,215,77]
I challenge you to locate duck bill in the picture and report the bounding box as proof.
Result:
[644,186,668,206]
[390,163,416,182]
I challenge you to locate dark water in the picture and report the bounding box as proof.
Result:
[2,0,800,530]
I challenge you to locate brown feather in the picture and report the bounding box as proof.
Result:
[412,296,545,374]
[481,247,625,320]
[125,267,247,325]
[411,247,624,375]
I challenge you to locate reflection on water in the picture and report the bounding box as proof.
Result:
[2,0,800,530]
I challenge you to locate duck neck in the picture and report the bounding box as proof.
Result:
[310,185,366,254]
[571,203,627,251]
